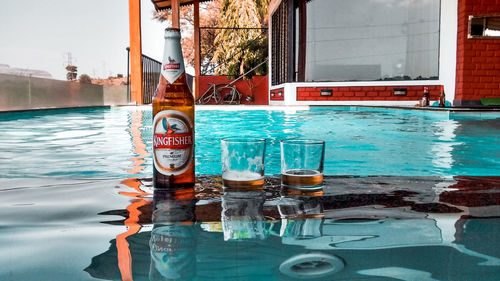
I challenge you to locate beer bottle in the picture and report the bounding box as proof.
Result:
[422,87,430,107]
[439,85,446,107]
[152,28,195,189]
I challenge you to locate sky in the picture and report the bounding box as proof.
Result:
[0,0,166,80]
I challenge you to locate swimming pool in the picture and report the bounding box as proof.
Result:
[0,106,499,177]
[0,106,499,280]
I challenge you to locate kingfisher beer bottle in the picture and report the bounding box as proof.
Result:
[152,28,195,189]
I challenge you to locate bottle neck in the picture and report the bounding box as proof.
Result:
[161,35,185,84]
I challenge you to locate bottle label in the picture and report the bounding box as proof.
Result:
[161,37,185,84]
[153,110,193,176]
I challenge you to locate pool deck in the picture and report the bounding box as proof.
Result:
[2,175,498,220]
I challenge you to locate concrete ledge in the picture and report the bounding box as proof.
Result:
[0,73,128,112]
[453,100,483,107]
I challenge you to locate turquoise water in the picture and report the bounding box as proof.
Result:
[0,107,499,280]
[0,176,499,280]
[0,106,498,177]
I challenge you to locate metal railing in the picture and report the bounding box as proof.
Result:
[127,48,162,104]
[141,53,162,104]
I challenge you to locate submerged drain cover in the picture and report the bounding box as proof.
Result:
[279,252,345,279]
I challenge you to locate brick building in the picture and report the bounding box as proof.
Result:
[268,0,500,106]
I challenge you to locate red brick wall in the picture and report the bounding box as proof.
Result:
[455,0,500,106]
[297,86,442,102]
[270,88,284,101]
[198,75,268,105]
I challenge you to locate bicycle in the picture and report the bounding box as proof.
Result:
[196,83,241,105]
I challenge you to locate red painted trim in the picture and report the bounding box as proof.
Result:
[270,87,284,101]
[296,85,442,101]
[455,0,500,104]
[198,76,269,105]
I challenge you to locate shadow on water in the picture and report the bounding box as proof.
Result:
[80,176,500,281]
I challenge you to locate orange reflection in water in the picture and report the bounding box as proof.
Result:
[116,178,152,281]
[125,110,150,175]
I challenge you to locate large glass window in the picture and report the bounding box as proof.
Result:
[304,0,440,82]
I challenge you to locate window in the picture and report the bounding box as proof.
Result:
[303,0,440,82]
[271,0,290,86]
[469,15,500,38]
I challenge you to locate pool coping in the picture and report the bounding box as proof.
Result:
[1,104,499,114]
[0,105,112,114]
[192,104,500,113]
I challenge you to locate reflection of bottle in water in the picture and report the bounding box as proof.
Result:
[222,171,264,190]
[221,191,267,241]
[149,189,197,280]
[149,224,196,280]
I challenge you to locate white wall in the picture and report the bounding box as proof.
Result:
[269,0,459,106]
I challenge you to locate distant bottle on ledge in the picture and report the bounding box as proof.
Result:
[152,28,195,190]
[415,87,430,106]
[421,87,430,107]
[439,85,446,107]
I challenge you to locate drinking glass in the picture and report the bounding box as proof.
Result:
[221,137,266,190]
[280,139,325,189]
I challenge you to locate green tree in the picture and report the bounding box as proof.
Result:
[79,74,92,84]
[153,0,268,77]
[213,0,268,78]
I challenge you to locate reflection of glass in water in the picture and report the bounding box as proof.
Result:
[282,169,323,188]
[221,191,267,241]
[281,218,324,239]
[278,195,324,238]
[278,195,324,219]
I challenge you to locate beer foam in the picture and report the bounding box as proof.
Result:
[283,169,321,176]
[222,171,263,181]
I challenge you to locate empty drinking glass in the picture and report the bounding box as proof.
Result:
[221,137,266,190]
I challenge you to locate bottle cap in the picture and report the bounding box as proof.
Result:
[164,28,181,38]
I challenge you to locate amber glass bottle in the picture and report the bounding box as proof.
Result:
[152,28,195,189]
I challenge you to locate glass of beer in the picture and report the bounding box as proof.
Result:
[280,139,325,189]
[221,137,266,190]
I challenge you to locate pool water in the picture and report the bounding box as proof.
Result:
[0,106,499,280]
[0,106,499,178]
[0,176,498,280]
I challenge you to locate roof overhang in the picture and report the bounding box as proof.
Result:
[151,0,213,11]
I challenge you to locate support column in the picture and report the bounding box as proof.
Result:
[297,0,307,82]
[129,0,143,105]
[286,0,295,83]
[171,0,180,28]
[194,0,200,99]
